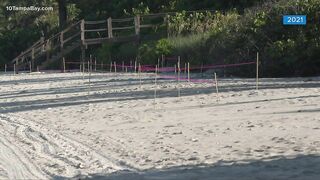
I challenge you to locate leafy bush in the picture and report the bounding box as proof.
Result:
[164,0,320,77]
[155,39,173,56]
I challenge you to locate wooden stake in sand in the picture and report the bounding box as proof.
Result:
[187,62,190,82]
[80,55,82,72]
[90,55,93,72]
[37,66,39,72]
[101,62,103,71]
[16,61,19,74]
[122,61,124,72]
[214,72,219,101]
[88,55,92,95]
[110,61,112,73]
[81,61,85,80]
[134,60,137,73]
[63,57,66,73]
[256,52,259,90]
[174,65,177,75]
[5,64,7,73]
[80,61,85,73]
[138,63,142,88]
[81,62,84,80]
[87,61,90,73]
[88,72,91,95]
[177,56,181,97]
[154,65,158,104]
[114,61,117,73]
[94,58,97,72]
[13,64,16,75]
[184,63,187,75]
[29,61,32,73]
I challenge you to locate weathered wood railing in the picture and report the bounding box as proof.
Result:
[11,13,167,72]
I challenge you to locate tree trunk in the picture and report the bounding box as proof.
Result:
[58,0,67,30]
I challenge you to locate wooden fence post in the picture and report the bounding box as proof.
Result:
[107,17,113,38]
[81,19,85,44]
[5,64,7,73]
[134,15,140,35]
[80,20,86,68]
[110,61,112,72]
[60,32,64,50]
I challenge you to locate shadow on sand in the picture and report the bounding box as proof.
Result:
[53,154,320,180]
[1,75,320,114]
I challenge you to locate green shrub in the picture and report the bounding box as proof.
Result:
[155,39,173,56]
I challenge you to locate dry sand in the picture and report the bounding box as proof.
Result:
[0,72,319,179]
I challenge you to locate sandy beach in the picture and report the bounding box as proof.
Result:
[0,72,319,179]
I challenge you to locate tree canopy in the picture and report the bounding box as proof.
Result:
[1,0,319,77]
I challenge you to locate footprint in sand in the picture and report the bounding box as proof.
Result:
[207,130,214,134]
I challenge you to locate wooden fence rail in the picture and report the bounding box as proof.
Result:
[12,14,162,67]
[11,11,177,71]
[12,9,218,69]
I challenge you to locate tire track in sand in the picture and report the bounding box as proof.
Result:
[0,114,128,178]
[0,132,48,179]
